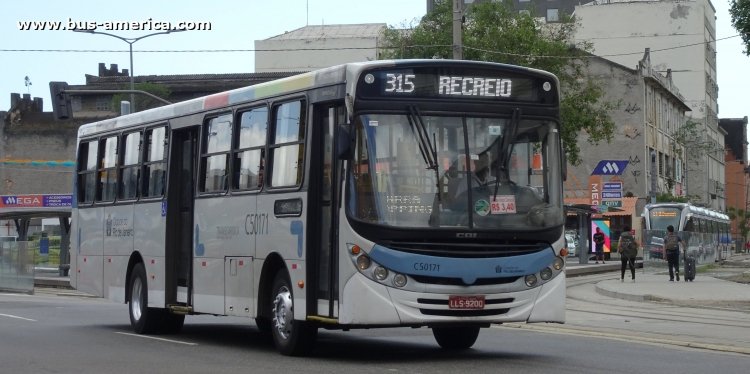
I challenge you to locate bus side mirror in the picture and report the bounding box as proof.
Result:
[336,124,353,160]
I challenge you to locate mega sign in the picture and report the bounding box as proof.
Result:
[0,194,72,208]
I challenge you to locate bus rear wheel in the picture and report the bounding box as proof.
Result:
[129,262,161,334]
[270,271,317,356]
[432,326,480,350]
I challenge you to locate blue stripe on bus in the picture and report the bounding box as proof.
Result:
[369,244,555,285]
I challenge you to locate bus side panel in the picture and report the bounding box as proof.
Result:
[134,201,167,308]
[102,204,134,302]
[192,197,257,315]
[75,207,104,297]
[255,192,307,319]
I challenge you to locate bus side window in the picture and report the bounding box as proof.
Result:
[119,131,141,200]
[201,113,232,193]
[98,136,118,202]
[269,100,305,187]
[143,126,168,198]
[234,106,267,190]
[77,139,99,204]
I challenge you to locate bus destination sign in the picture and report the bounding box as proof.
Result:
[358,67,556,104]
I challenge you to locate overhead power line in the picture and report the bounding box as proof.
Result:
[0,35,739,59]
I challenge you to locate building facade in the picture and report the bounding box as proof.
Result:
[574,0,723,209]
[719,116,750,244]
[564,50,691,237]
[255,24,385,72]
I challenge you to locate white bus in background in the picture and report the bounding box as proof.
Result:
[71,59,567,356]
[642,203,731,261]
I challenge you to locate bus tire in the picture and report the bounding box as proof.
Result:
[129,262,160,334]
[270,271,317,356]
[160,312,185,334]
[255,317,272,333]
[432,326,480,350]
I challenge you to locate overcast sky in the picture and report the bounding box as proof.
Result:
[1,0,746,121]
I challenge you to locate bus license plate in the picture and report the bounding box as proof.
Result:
[448,295,485,309]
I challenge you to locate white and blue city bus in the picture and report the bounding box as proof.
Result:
[70,59,567,356]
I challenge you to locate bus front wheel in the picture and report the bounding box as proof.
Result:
[432,326,480,350]
[270,271,317,356]
[129,262,161,334]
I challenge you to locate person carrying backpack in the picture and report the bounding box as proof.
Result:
[664,225,682,281]
[618,226,638,282]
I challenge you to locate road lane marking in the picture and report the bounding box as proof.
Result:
[115,332,198,346]
[0,313,37,322]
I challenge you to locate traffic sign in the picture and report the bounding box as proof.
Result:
[602,200,622,207]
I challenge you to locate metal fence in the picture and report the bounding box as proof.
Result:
[640,230,728,273]
[0,240,35,294]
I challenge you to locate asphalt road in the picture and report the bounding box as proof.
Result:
[1,286,749,374]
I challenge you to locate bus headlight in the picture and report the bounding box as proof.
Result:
[393,273,407,288]
[525,274,538,287]
[374,266,388,281]
[552,257,564,271]
[356,254,371,270]
[540,267,553,280]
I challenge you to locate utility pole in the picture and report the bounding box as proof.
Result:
[452,0,463,60]
[650,150,657,204]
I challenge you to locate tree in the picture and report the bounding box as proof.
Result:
[727,207,750,244]
[730,0,750,56]
[379,0,617,165]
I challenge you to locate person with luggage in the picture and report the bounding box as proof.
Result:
[618,226,638,282]
[593,227,605,264]
[664,225,682,281]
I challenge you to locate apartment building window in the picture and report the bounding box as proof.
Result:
[658,152,664,176]
[546,8,559,22]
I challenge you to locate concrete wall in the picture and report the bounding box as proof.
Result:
[1,111,82,195]
[255,37,379,72]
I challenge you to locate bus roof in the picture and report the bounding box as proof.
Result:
[77,59,558,138]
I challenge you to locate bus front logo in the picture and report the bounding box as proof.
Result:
[456,233,477,238]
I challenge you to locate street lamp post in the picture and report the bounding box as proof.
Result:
[73,29,185,111]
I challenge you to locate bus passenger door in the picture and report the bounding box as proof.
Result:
[308,102,345,318]
[165,126,198,309]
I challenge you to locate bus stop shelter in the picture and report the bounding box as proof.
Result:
[0,194,72,277]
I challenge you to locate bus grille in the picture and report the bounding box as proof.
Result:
[410,275,521,286]
[379,240,546,258]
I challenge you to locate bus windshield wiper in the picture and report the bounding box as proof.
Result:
[493,108,521,200]
[406,106,443,221]
[406,105,438,172]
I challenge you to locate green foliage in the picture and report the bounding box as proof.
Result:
[379,0,617,165]
[656,193,690,203]
[730,0,750,56]
[727,207,750,241]
[111,82,171,113]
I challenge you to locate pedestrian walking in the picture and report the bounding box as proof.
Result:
[593,227,605,264]
[664,225,682,281]
[618,226,638,282]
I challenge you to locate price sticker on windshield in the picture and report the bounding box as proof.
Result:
[491,195,516,214]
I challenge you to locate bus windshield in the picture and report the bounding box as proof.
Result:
[347,113,563,231]
[648,207,681,231]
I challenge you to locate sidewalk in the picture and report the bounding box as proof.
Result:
[567,253,750,309]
